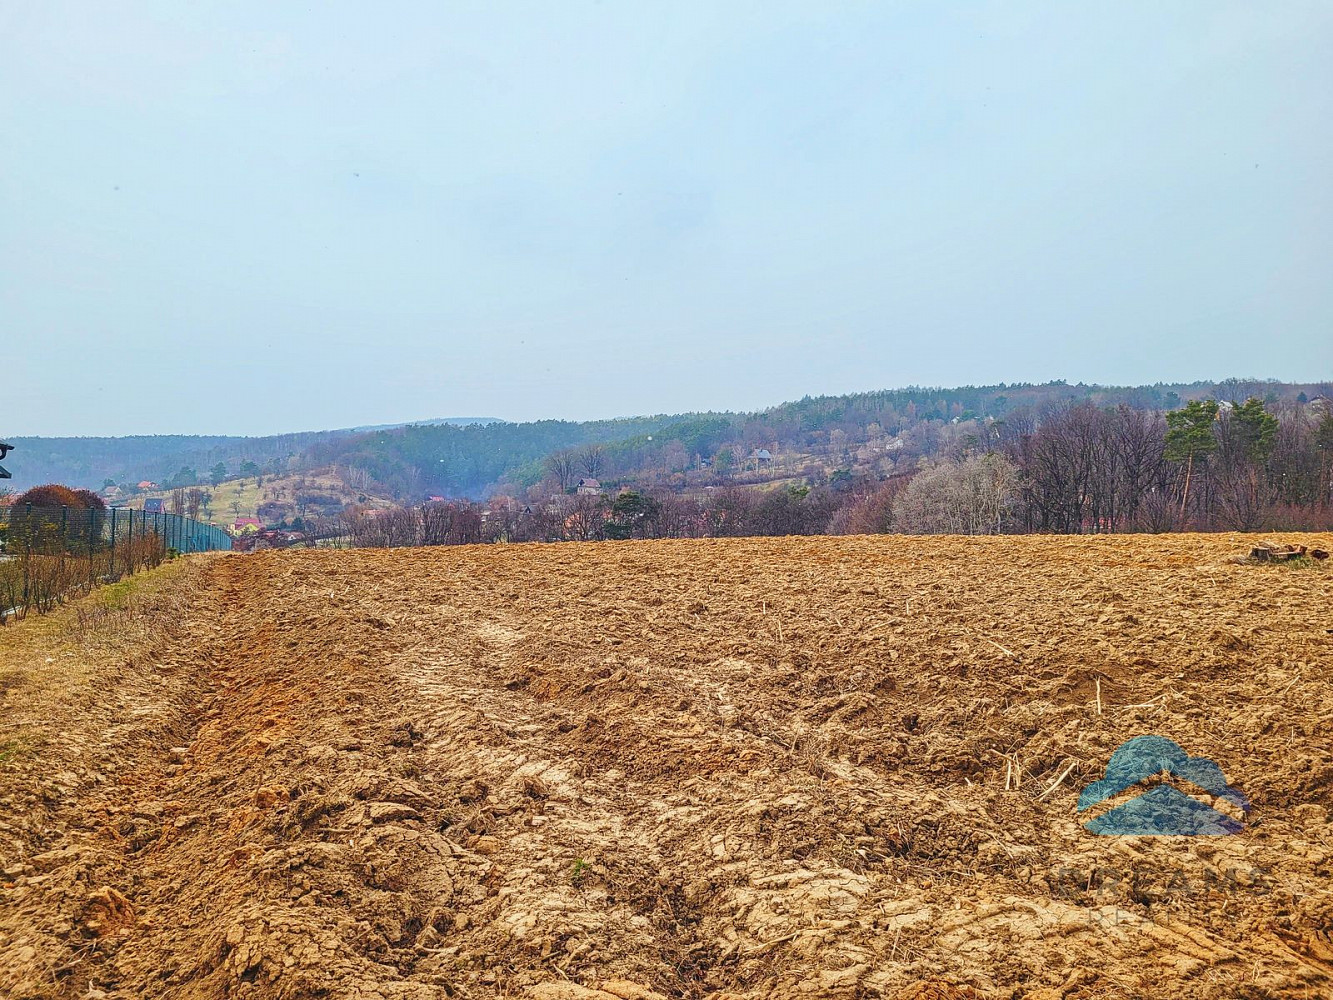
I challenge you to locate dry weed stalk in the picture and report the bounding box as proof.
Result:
[1036,759,1080,800]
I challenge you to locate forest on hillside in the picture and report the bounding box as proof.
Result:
[0,419,495,493]
[306,378,1330,500]
[7,381,1332,542]
[1,431,346,494]
[317,384,1333,549]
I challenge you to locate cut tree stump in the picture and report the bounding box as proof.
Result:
[1251,545,1308,562]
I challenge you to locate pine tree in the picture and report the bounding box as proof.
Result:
[1165,399,1219,518]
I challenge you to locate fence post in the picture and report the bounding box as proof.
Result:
[109,507,117,579]
[59,505,69,588]
[21,504,31,608]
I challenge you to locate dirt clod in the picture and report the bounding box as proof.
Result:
[253,786,290,809]
[78,886,135,938]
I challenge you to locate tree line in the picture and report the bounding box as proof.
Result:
[314,394,1331,550]
[11,380,1327,502]
[1001,397,1331,533]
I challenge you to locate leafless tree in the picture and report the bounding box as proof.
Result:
[421,501,456,546]
[894,455,1019,535]
[646,491,701,539]
[421,500,483,546]
[511,504,565,543]
[1108,405,1165,530]
[545,449,577,493]
[578,444,605,479]
[702,486,757,537]
[564,494,608,541]
[1011,403,1109,532]
[341,506,421,548]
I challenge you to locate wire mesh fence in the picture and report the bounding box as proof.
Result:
[0,504,232,622]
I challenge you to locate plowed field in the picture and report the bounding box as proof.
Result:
[2,534,1332,1000]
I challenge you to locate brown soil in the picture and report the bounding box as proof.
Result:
[2,533,1331,1000]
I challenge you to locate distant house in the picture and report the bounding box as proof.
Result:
[576,478,603,495]
[744,448,773,472]
[137,480,158,491]
[233,517,263,534]
[143,498,165,514]
[426,495,447,503]
[101,485,124,499]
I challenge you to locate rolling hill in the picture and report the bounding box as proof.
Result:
[4,380,1326,501]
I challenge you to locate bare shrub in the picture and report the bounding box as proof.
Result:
[893,455,1019,535]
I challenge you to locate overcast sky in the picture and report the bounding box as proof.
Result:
[3,2,1330,436]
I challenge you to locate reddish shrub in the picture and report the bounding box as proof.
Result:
[828,475,912,535]
[14,484,82,509]
[72,489,107,511]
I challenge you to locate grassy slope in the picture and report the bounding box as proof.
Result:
[131,470,393,526]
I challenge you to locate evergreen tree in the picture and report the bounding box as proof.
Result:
[1164,399,1219,517]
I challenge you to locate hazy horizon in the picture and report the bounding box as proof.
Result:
[4,2,1331,437]
[8,375,1331,441]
